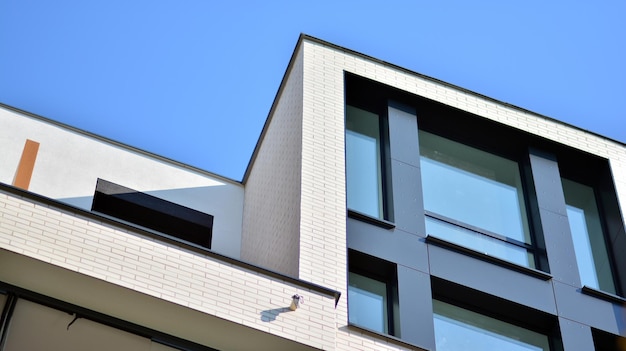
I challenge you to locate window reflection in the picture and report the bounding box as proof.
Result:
[420,131,534,267]
[433,300,550,351]
[346,105,384,219]
[348,272,388,334]
[425,217,532,267]
[562,178,616,294]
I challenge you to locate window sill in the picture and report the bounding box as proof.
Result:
[346,324,428,351]
[425,235,552,281]
[348,210,395,229]
[581,286,626,304]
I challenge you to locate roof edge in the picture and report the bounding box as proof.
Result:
[0,102,243,186]
[296,33,625,148]
[242,33,306,184]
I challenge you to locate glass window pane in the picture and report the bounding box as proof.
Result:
[562,178,616,294]
[348,272,388,333]
[346,105,383,219]
[420,131,530,244]
[426,217,534,268]
[433,300,550,351]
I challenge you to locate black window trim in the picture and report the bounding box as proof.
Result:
[347,209,396,229]
[345,75,395,224]
[348,249,399,337]
[425,211,545,254]
[425,234,552,281]
[431,276,563,350]
[559,159,626,298]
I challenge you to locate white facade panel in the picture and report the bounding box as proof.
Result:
[0,106,244,258]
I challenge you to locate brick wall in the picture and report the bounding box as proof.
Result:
[0,189,337,350]
[241,49,304,278]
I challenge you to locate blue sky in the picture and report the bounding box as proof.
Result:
[1,1,625,181]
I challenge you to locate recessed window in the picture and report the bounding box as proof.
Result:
[420,130,536,268]
[562,178,616,294]
[348,250,398,336]
[91,179,214,249]
[348,272,389,334]
[346,105,389,220]
[433,299,551,351]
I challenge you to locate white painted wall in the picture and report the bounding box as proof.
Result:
[0,106,244,258]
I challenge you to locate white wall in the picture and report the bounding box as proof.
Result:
[0,106,244,258]
[241,49,304,277]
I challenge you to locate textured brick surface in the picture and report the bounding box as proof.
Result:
[0,190,336,350]
[241,50,304,277]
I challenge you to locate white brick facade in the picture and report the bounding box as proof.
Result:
[241,49,304,277]
[0,189,337,350]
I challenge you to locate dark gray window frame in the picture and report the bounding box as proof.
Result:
[345,72,549,272]
[431,277,564,351]
[347,249,399,337]
[345,74,395,227]
[558,154,626,298]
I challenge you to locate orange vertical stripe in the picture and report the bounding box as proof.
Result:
[13,139,40,190]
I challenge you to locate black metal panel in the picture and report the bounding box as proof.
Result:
[397,266,435,350]
[552,281,624,334]
[428,244,557,314]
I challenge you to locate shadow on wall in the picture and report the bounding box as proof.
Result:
[56,183,243,259]
[57,184,240,214]
[260,307,291,322]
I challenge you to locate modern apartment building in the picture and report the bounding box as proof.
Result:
[1,34,625,350]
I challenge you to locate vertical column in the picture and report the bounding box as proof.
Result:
[387,102,425,236]
[558,317,596,351]
[529,149,599,349]
[397,267,436,349]
[388,102,435,348]
[528,148,580,286]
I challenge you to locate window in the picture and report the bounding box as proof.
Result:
[348,272,389,334]
[433,299,551,351]
[562,178,617,294]
[91,179,214,249]
[348,250,398,336]
[420,130,537,268]
[346,105,389,220]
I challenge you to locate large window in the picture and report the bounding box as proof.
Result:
[346,105,388,220]
[433,300,551,351]
[562,178,617,294]
[420,130,536,268]
[347,250,398,336]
